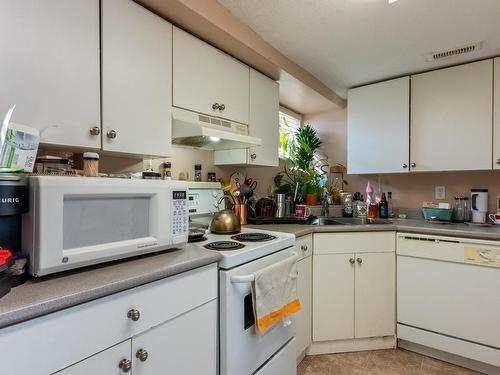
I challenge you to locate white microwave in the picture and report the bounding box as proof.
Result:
[23,176,188,276]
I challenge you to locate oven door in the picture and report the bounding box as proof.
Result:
[219,247,296,375]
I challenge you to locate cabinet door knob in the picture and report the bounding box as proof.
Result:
[250,153,257,160]
[212,103,220,110]
[410,163,416,168]
[349,258,355,264]
[356,257,363,264]
[89,126,100,136]
[118,359,132,373]
[402,163,408,169]
[301,245,308,252]
[219,103,225,111]
[136,348,149,362]
[496,159,500,165]
[106,130,117,139]
[127,309,140,321]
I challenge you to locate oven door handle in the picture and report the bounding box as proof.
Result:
[230,253,298,284]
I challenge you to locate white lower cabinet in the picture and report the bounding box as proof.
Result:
[54,340,131,375]
[0,264,217,375]
[132,300,217,375]
[294,235,313,359]
[311,233,395,354]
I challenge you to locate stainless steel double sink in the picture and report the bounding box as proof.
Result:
[311,217,393,226]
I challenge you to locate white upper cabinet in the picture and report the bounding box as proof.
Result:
[216,52,250,124]
[347,77,410,174]
[411,60,493,172]
[0,0,100,148]
[247,69,279,166]
[101,0,172,157]
[494,58,500,169]
[214,69,279,166]
[173,27,218,117]
[173,27,249,124]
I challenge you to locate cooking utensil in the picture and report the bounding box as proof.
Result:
[230,171,245,186]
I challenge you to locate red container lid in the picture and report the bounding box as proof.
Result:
[0,249,13,271]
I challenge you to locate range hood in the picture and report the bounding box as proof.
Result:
[171,107,261,150]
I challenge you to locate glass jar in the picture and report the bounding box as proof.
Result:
[453,196,470,222]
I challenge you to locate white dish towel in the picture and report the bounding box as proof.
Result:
[251,254,301,334]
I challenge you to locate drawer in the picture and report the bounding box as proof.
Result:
[295,234,313,260]
[314,232,395,255]
[0,263,217,375]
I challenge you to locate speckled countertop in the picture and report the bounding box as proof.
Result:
[0,246,221,329]
[247,219,500,241]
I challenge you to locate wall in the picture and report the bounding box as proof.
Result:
[302,108,500,214]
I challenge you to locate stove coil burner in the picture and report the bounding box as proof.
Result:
[204,241,245,251]
[231,233,276,242]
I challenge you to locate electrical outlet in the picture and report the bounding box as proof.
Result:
[435,185,446,200]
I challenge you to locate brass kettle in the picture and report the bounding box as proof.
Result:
[210,196,241,234]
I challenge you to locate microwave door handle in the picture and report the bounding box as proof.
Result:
[230,253,298,284]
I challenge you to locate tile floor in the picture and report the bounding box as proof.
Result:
[297,349,482,375]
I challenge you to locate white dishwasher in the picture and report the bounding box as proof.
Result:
[396,233,500,368]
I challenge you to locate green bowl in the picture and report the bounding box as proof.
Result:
[422,208,453,222]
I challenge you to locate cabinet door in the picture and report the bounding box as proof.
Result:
[213,69,279,166]
[295,256,312,358]
[248,69,279,166]
[216,51,250,124]
[313,254,355,341]
[354,252,395,338]
[172,27,218,116]
[0,0,100,148]
[132,300,217,375]
[494,58,500,169]
[411,60,493,172]
[347,77,409,174]
[102,0,172,156]
[54,340,131,375]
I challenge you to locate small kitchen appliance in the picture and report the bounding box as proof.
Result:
[471,189,488,223]
[23,176,188,276]
[0,174,29,254]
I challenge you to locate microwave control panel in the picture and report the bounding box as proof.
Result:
[172,190,188,236]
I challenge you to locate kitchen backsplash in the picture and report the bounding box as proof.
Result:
[43,107,500,215]
[238,107,500,214]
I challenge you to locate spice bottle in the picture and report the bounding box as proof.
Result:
[83,152,99,177]
[194,164,202,182]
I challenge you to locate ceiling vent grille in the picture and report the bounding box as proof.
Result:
[426,42,482,62]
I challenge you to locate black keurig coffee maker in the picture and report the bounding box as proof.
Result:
[0,174,29,254]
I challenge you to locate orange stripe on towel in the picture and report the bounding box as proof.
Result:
[256,299,301,334]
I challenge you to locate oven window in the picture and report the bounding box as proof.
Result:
[244,293,255,330]
[63,196,150,249]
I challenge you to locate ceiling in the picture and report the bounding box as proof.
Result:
[217,0,500,99]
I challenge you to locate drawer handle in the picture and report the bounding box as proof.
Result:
[118,359,132,373]
[356,257,363,264]
[349,258,355,265]
[301,245,308,252]
[127,309,141,322]
[136,348,149,362]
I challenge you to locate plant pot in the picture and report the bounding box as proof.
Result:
[305,193,318,206]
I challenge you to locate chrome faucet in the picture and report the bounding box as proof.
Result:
[321,190,330,217]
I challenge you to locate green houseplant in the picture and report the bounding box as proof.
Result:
[274,124,327,204]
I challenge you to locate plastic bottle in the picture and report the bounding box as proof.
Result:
[387,191,394,218]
